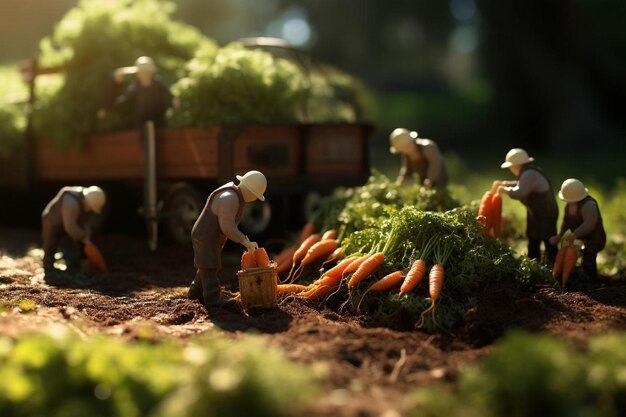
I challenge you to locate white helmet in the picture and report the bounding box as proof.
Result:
[558,178,588,202]
[500,148,534,168]
[389,128,418,154]
[236,171,267,201]
[134,56,157,73]
[83,186,106,214]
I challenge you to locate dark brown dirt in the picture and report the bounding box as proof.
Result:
[1,226,625,417]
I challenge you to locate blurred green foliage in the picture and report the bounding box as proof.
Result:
[0,330,317,417]
[0,0,371,153]
[407,331,626,417]
[31,0,209,150]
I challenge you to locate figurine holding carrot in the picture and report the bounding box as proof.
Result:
[189,170,267,308]
[493,148,559,262]
[549,179,606,278]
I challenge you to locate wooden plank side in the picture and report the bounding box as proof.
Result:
[34,130,144,181]
[159,128,219,179]
[232,125,301,177]
[34,128,220,181]
[307,125,364,175]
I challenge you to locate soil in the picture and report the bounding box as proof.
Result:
[1,226,625,417]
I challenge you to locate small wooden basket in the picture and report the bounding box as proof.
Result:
[237,263,278,310]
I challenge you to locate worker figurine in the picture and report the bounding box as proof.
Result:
[388,128,448,188]
[494,148,558,262]
[97,56,177,128]
[550,179,606,278]
[189,170,267,308]
[41,186,106,272]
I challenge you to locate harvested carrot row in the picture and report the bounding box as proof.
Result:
[241,251,257,270]
[276,247,296,277]
[287,233,321,282]
[348,252,385,288]
[478,190,493,236]
[255,247,271,267]
[300,239,339,267]
[341,255,368,278]
[298,284,333,300]
[399,259,426,295]
[490,192,502,238]
[277,284,308,294]
[291,239,339,282]
[561,245,577,288]
[321,229,337,240]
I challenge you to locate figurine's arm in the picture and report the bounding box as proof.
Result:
[212,191,248,245]
[61,195,88,243]
[502,170,539,200]
[571,200,599,239]
[422,141,444,188]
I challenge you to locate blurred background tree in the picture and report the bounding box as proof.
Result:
[1,0,625,156]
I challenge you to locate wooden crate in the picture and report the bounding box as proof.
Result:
[237,264,278,310]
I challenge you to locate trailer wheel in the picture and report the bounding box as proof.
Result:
[164,183,203,244]
[240,200,272,235]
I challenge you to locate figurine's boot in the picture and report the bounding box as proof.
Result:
[187,270,204,302]
[199,269,236,308]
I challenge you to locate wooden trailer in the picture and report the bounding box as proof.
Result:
[1,121,372,248]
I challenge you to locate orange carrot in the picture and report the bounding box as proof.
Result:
[299,223,315,244]
[428,264,444,302]
[241,251,257,270]
[552,246,566,279]
[322,229,337,240]
[342,255,368,278]
[298,284,332,300]
[84,243,108,272]
[369,271,405,292]
[277,284,308,294]
[356,269,404,313]
[561,245,577,288]
[255,247,271,267]
[323,257,357,281]
[300,239,339,267]
[490,192,502,238]
[287,233,321,281]
[323,247,345,266]
[348,252,385,288]
[399,259,426,295]
[478,191,493,236]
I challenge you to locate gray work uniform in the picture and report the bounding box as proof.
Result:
[562,196,606,277]
[397,140,448,188]
[41,187,95,269]
[191,182,245,270]
[188,182,245,306]
[505,165,558,261]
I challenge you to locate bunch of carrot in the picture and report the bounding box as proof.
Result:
[240,247,272,270]
[286,228,340,283]
[552,240,578,289]
[477,190,502,238]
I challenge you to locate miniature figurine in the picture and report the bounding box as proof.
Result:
[97,56,177,128]
[189,170,267,308]
[41,186,106,272]
[549,179,606,278]
[494,148,558,262]
[388,128,448,188]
